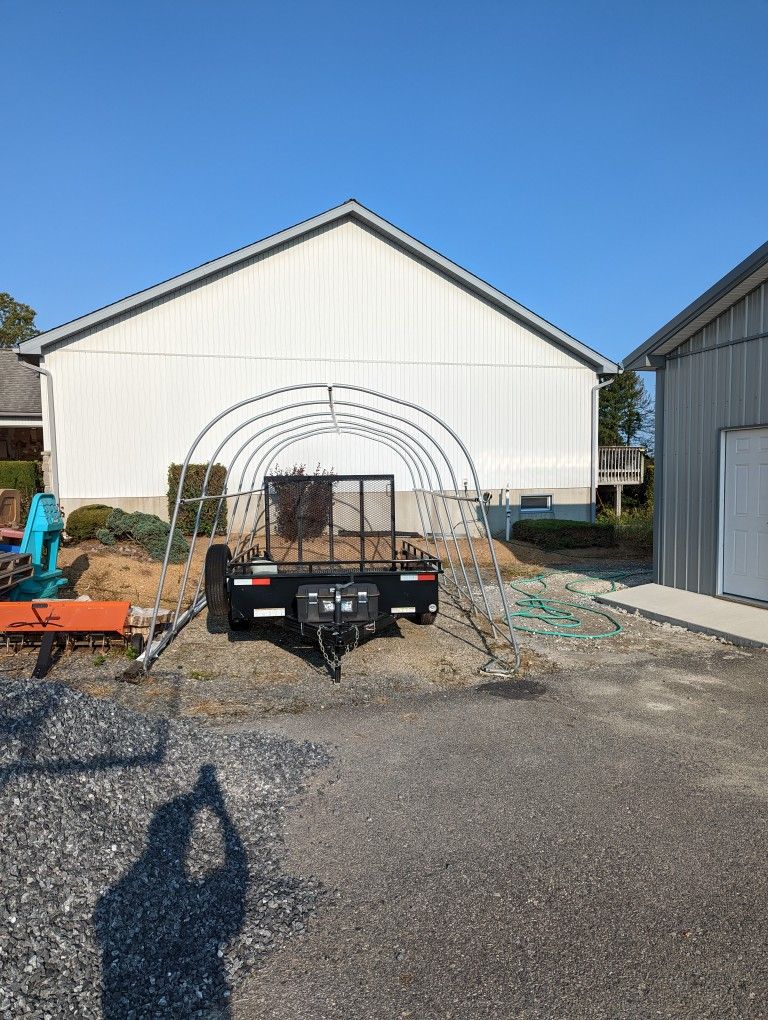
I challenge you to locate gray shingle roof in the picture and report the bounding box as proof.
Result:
[0,351,42,419]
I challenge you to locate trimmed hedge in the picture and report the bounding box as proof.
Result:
[99,508,190,563]
[512,518,617,551]
[168,463,227,537]
[0,460,42,516]
[65,504,115,540]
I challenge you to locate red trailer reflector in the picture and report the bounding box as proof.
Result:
[417,573,435,581]
[251,578,271,586]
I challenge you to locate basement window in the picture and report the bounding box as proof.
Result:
[520,495,553,512]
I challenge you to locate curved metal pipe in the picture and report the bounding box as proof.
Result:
[144,383,518,667]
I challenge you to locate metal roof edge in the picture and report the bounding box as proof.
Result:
[622,239,768,371]
[345,201,617,373]
[19,199,616,372]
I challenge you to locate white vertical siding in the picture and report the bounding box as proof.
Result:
[44,218,596,502]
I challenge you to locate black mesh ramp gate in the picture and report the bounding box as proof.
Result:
[263,474,396,569]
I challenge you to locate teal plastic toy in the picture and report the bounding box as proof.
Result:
[7,493,67,600]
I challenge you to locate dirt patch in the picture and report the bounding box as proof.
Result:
[58,538,211,609]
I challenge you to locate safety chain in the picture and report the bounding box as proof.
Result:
[317,625,360,670]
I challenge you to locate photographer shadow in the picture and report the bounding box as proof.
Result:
[95,763,247,1018]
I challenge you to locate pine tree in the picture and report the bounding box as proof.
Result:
[598,370,653,449]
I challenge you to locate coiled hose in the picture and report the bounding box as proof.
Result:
[507,569,642,639]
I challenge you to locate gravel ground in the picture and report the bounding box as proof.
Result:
[0,680,328,1019]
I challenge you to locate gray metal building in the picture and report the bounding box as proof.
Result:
[625,241,768,607]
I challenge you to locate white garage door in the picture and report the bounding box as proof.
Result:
[722,427,768,603]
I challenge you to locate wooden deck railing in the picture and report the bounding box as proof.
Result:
[598,446,645,486]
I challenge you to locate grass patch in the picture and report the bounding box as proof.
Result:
[188,669,217,681]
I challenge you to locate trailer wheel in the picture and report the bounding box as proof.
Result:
[413,611,437,625]
[204,544,231,627]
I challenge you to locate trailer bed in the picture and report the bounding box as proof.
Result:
[204,474,443,680]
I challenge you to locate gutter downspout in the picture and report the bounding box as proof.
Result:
[590,375,617,523]
[17,356,60,506]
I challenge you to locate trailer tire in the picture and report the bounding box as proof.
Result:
[413,611,437,625]
[204,544,231,627]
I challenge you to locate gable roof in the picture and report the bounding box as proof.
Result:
[623,238,768,370]
[18,200,616,373]
[0,350,42,420]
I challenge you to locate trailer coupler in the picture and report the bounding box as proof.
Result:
[317,624,361,683]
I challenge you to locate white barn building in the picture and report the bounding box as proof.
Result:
[17,201,616,533]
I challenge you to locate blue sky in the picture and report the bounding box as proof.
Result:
[2,0,766,364]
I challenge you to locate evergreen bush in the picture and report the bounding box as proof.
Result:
[167,463,227,536]
[98,508,189,562]
[0,460,42,517]
[65,504,115,540]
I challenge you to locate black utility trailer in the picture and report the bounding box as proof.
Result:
[204,474,442,681]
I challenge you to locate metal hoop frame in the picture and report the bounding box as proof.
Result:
[142,384,520,672]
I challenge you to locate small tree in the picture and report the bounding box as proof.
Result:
[0,293,39,348]
[599,370,653,449]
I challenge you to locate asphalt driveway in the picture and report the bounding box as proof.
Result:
[235,639,768,1019]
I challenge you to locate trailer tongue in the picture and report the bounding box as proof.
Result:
[204,474,441,681]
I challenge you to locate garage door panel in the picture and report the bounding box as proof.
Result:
[759,533,768,581]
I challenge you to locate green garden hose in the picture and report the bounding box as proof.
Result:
[507,572,628,639]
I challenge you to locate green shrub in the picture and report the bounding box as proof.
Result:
[0,460,42,517]
[95,528,116,546]
[512,518,617,551]
[167,463,227,537]
[65,504,115,540]
[99,508,190,563]
[615,509,654,556]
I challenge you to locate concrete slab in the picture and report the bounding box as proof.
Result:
[595,583,768,648]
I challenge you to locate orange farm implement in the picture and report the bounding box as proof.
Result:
[0,600,138,678]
